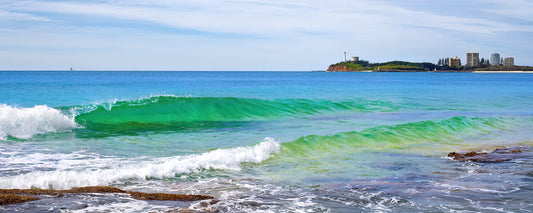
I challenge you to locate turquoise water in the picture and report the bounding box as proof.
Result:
[1,71,532,212]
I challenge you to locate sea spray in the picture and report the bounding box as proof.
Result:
[0,137,280,189]
[0,104,77,140]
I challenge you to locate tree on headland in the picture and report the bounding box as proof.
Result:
[482,58,491,66]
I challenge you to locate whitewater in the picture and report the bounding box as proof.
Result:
[1,71,532,212]
[0,104,77,140]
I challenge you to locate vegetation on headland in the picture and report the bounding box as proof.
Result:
[329,60,436,72]
[327,60,533,72]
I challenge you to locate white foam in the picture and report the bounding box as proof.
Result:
[0,150,122,173]
[0,137,280,189]
[67,94,189,116]
[0,104,77,140]
[70,197,169,213]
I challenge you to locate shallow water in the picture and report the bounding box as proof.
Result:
[1,71,532,212]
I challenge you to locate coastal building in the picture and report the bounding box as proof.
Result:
[466,51,480,66]
[449,57,461,67]
[350,57,359,63]
[490,53,500,66]
[504,57,514,67]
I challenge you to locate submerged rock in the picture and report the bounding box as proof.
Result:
[448,147,529,163]
[0,186,214,205]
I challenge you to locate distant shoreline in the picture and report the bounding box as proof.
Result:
[324,70,533,73]
[473,71,533,73]
[327,60,533,72]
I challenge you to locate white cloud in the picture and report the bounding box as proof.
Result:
[0,0,531,70]
[2,0,530,36]
[0,10,52,22]
[480,0,533,22]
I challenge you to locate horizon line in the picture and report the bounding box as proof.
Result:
[0,70,315,72]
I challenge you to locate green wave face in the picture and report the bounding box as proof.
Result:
[258,116,525,181]
[71,96,400,136]
[278,116,508,158]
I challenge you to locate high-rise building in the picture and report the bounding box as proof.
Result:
[504,57,514,67]
[449,57,461,67]
[466,52,480,66]
[490,53,500,66]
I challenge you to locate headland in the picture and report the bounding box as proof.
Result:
[327,60,533,72]
[327,53,533,72]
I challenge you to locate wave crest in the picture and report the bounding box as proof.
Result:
[280,116,508,157]
[1,96,401,139]
[0,104,77,140]
[67,96,400,137]
[74,96,398,123]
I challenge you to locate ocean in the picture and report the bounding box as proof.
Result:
[0,71,532,212]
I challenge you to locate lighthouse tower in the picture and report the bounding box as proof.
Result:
[344,52,347,62]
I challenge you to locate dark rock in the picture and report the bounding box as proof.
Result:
[69,186,126,193]
[448,147,529,163]
[327,64,352,72]
[0,186,214,205]
[127,191,213,201]
[0,193,39,205]
[0,188,61,196]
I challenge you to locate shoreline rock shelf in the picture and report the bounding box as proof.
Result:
[0,186,214,205]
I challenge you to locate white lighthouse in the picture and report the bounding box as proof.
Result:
[344,52,347,62]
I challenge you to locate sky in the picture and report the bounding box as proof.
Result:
[0,0,532,71]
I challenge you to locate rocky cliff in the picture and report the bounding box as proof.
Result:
[327,64,352,72]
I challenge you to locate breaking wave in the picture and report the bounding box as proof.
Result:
[72,95,399,124]
[0,137,280,189]
[1,96,401,139]
[0,116,528,189]
[0,104,77,140]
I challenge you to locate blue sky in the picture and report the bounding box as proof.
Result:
[0,0,532,71]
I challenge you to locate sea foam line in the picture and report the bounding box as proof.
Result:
[0,104,77,140]
[0,137,280,189]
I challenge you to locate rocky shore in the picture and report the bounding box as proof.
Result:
[327,64,352,72]
[448,147,532,163]
[0,186,214,205]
